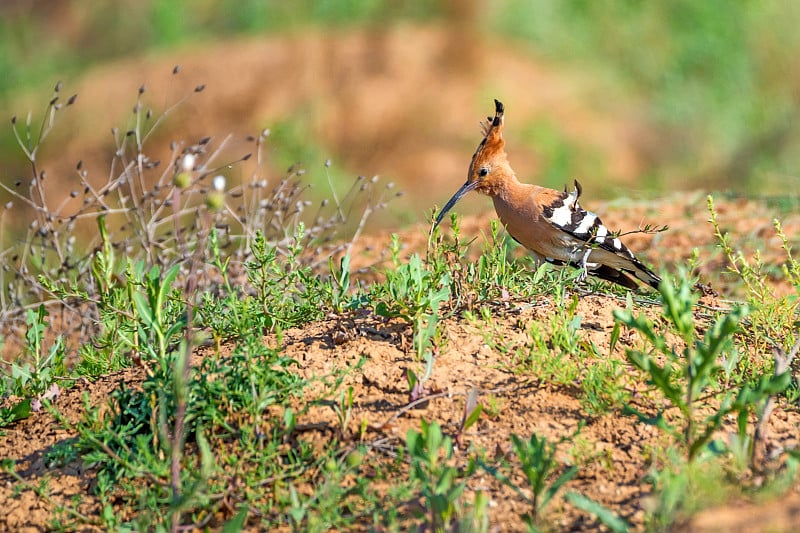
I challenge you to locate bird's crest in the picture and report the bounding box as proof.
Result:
[475,99,505,155]
[434,99,511,229]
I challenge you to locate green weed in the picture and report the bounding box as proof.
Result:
[642,449,732,530]
[482,429,579,531]
[406,420,476,532]
[615,271,791,463]
[2,305,67,398]
[564,492,629,533]
[373,238,451,398]
[709,195,799,362]
[245,225,328,331]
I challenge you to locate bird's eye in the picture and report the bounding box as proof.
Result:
[478,167,489,177]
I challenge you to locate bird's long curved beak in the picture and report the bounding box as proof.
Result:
[433,180,480,229]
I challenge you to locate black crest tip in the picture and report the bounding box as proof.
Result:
[491,99,505,126]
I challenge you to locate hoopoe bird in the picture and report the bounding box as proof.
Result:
[434,99,661,291]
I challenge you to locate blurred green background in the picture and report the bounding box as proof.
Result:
[2,0,799,226]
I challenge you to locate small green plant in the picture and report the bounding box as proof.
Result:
[283,442,401,532]
[374,251,451,324]
[752,334,800,465]
[0,397,32,428]
[132,263,184,362]
[642,448,731,530]
[484,290,627,415]
[406,420,475,532]
[614,271,791,462]
[247,225,327,331]
[373,246,451,401]
[457,489,490,533]
[484,429,579,530]
[333,385,355,440]
[3,305,67,398]
[75,217,138,376]
[482,394,505,418]
[406,351,435,401]
[708,195,799,360]
[327,253,354,313]
[455,388,484,449]
[510,432,578,529]
[488,295,582,384]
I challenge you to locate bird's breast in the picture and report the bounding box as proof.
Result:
[491,195,577,261]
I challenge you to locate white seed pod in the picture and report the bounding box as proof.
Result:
[181,153,196,171]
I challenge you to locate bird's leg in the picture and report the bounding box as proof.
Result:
[576,248,592,283]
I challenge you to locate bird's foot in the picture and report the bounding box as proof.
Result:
[576,249,592,283]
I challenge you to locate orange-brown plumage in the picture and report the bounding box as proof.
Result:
[435,99,661,290]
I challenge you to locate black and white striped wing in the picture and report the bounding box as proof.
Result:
[540,185,661,289]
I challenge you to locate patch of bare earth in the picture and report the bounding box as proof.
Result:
[281,296,658,531]
[1,368,145,532]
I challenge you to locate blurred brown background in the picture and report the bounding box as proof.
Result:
[2,0,800,231]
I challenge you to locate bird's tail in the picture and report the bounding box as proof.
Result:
[628,259,661,290]
[593,261,661,291]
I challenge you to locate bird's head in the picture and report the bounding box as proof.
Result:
[434,99,511,229]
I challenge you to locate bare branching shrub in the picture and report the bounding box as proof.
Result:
[0,69,399,356]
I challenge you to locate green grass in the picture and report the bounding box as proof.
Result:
[1,75,799,531]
